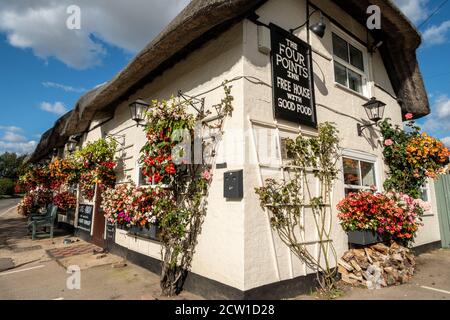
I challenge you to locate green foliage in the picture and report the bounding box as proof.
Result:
[75,138,117,167]
[0,152,26,180]
[0,178,15,195]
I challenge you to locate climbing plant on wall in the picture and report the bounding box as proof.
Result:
[138,82,233,296]
[255,122,341,293]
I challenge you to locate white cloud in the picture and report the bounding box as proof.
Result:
[40,101,67,115]
[435,95,450,119]
[442,136,450,147]
[394,0,429,24]
[0,125,23,133]
[422,21,450,45]
[421,95,450,139]
[0,140,37,155]
[0,126,37,155]
[0,0,190,69]
[1,131,27,143]
[42,81,85,93]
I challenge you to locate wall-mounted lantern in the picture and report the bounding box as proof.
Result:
[290,9,326,38]
[66,136,80,153]
[129,98,150,127]
[357,97,386,136]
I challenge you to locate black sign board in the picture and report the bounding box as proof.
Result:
[106,221,116,242]
[77,204,93,232]
[270,23,317,127]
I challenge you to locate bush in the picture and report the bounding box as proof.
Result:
[0,178,15,195]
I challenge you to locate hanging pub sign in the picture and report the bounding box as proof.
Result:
[270,23,317,127]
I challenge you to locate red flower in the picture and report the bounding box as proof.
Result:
[405,113,413,120]
[165,163,176,175]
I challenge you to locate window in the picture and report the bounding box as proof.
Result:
[419,183,429,202]
[332,32,367,95]
[136,160,153,186]
[343,157,377,196]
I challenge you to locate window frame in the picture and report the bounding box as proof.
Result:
[331,25,370,97]
[341,149,380,195]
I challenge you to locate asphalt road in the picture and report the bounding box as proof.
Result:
[0,198,21,216]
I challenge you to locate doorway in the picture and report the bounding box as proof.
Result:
[91,184,106,248]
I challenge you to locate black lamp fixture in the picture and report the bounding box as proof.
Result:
[129,98,150,126]
[357,97,387,136]
[290,9,326,38]
[66,136,79,153]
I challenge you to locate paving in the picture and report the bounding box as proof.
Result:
[0,199,202,300]
[46,243,100,259]
[1,198,449,300]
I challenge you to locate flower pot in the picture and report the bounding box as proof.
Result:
[347,230,385,245]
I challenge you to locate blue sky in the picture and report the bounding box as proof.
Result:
[0,0,449,154]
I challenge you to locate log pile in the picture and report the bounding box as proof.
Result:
[338,242,415,289]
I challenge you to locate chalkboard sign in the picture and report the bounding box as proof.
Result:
[270,23,317,127]
[106,221,115,242]
[77,204,93,232]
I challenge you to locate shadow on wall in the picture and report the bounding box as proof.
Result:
[313,67,329,97]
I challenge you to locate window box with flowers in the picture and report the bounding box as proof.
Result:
[337,190,430,246]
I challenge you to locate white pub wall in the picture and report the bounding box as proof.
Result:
[74,0,441,292]
[241,0,441,290]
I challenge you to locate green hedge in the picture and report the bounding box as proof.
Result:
[0,178,15,196]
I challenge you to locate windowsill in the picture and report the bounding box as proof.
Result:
[334,82,370,101]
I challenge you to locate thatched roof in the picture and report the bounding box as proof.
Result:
[28,0,429,162]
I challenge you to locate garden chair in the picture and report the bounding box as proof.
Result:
[29,205,58,240]
[27,204,54,234]
[27,203,52,222]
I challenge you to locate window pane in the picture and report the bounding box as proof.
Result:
[280,138,293,160]
[348,69,363,93]
[343,157,360,186]
[334,62,348,87]
[361,161,375,187]
[332,33,349,62]
[350,45,364,71]
[139,169,149,186]
[420,187,429,202]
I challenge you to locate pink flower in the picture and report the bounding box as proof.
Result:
[202,170,212,181]
[405,113,413,120]
[384,139,394,146]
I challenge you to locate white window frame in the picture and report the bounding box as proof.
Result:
[135,160,156,187]
[135,159,170,189]
[331,25,371,97]
[341,149,381,194]
[419,181,431,202]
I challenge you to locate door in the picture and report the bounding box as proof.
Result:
[92,184,106,248]
[435,174,450,248]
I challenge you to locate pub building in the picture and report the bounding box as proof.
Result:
[29,0,442,299]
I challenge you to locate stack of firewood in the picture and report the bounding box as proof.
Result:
[338,242,415,289]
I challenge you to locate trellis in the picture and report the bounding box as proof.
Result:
[251,118,339,290]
